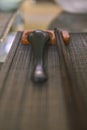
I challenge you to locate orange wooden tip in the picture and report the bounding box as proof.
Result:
[61,30,70,45]
[44,30,56,45]
[21,30,32,45]
[21,30,70,45]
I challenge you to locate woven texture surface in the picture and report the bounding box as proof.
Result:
[0,32,87,130]
[69,33,87,103]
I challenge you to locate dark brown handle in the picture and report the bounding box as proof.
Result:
[27,30,50,83]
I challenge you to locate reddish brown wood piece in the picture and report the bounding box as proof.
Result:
[21,30,70,45]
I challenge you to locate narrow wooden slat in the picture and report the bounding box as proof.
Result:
[0,11,18,42]
[55,28,87,130]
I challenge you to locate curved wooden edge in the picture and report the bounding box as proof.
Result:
[21,30,70,45]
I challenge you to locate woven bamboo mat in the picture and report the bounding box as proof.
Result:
[0,31,87,130]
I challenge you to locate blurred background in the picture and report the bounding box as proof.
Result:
[0,0,87,63]
[11,0,87,32]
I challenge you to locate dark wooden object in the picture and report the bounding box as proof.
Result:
[27,30,50,83]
